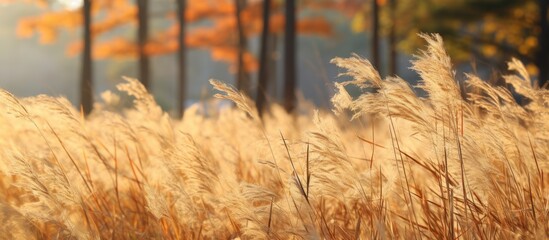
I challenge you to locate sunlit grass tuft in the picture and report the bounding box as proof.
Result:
[0,34,547,239]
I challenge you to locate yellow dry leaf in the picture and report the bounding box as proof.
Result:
[526,63,538,76]
[525,36,537,48]
[519,45,529,55]
[351,12,365,33]
[482,44,497,57]
[483,20,497,33]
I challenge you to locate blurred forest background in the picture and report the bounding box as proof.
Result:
[0,0,547,117]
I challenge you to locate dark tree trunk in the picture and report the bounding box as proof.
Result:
[284,0,297,113]
[256,0,271,115]
[137,0,150,89]
[176,0,186,118]
[268,34,279,101]
[235,0,250,95]
[537,0,548,88]
[80,0,93,115]
[372,0,380,71]
[388,0,397,76]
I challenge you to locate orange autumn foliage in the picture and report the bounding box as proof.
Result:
[16,0,333,73]
[100,0,331,72]
[305,0,363,17]
[91,4,136,36]
[17,10,81,44]
[16,0,135,44]
[185,0,235,21]
[1,0,47,7]
[269,15,332,36]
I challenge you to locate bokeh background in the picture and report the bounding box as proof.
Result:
[0,0,547,115]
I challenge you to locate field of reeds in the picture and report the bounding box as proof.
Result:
[0,34,547,239]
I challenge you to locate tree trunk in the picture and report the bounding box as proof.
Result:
[80,0,93,115]
[256,0,271,115]
[388,0,397,76]
[372,0,380,71]
[235,0,250,95]
[137,0,150,89]
[284,0,297,113]
[537,0,548,88]
[176,0,186,118]
[268,34,279,101]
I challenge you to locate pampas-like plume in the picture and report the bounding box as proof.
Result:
[0,34,546,239]
[209,79,260,122]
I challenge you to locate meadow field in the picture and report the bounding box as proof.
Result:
[0,34,547,239]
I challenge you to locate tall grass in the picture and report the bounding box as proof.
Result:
[0,34,547,239]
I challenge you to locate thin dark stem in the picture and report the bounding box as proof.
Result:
[80,0,93,115]
[235,0,250,95]
[371,0,380,71]
[256,0,271,115]
[137,0,150,89]
[284,0,297,112]
[388,0,397,76]
[176,0,187,118]
[537,0,548,88]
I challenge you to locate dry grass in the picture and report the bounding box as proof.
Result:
[0,34,547,239]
